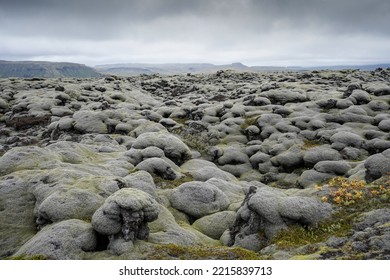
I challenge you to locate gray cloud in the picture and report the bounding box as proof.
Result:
[0,0,389,66]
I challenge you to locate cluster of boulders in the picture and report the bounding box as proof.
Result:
[0,68,389,259]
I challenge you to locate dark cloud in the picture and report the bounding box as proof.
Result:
[0,0,389,65]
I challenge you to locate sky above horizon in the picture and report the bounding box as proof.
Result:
[1,0,390,67]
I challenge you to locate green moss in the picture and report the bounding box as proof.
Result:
[290,253,321,260]
[301,139,321,150]
[147,244,264,260]
[7,254,48,260]
[240,116,259,130]
[153,173,194,189]
[271,210,354,249]
[170,127,212,154]
[171,117,189,125]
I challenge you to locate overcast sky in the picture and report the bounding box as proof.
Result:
[1,0,389,66]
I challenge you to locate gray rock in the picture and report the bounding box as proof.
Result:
[206,178,246,202]
[378,119,390,132]
[271,146,304,171]
[336,98,354,109]
[217,147,249,165]
[0,175,37,257]
[314,160,351,175]
[233,233,264,252]
[364,83,390,96]
[330,131,365,150]
[50,107,73,117]
[148,205,218,247]
[132,132,192,165]
[0,97,9,111]
[14,219,96,260]
[169,181,230,218]
[229,186,332,250]
[37,188,105,227]
[349,89,371,104]
[303,146,342,167]
[136,157,181,180]
[194,166,237,182]
[122,171,157,197]
[249,151,271,166]
[354,209,390,231]
[260,89,307,105]
[0,146,61,176]
[92,188,159,243]
[340,146,366,160]
[364,153,390,182]
[57,117,74,130]
[344,82,361,97]
[326,236,348,248]
[367,100,390,111]
[192,211,236,240]
[73,110,109,134]
[257,113,283,127]
[299,170,335,188]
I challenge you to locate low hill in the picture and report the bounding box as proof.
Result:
[0,60,101,78]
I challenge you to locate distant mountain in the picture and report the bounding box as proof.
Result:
[95,62,258,76]
[0,61,101,78]
[305,64,390,71]
[95,62,390,76]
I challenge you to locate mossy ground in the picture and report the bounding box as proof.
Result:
[147,243,264,260]
[271,210,355,249]
[240,115,259,130]
[301,139,322,150]
[152,173,194,189]
[170,127,212,155]
[6,254,47,260]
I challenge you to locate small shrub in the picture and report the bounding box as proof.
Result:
[319,176,390,207]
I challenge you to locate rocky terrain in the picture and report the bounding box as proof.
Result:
[96,62,390,76]
[0,68,389,260]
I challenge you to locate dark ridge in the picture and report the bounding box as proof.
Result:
[0,60,102,78]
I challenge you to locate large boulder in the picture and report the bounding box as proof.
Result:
[0,146,61,176]
[132,132,192,165]
[92,188,159,243]
[73,110,108,134]
[229,186,332,251]
[169,181,230,218]
[136,157,181,180]
[0,175,37,257]
[314,160,352,175]
[330,131,365,150]
[260,89,308,105]
[192,211,236,240]
[364,151,390,182]
[36,188,104,228]
[122,171,157,197]
[298,170,335,188]
[13,219,96,260]
[303,146,342,167]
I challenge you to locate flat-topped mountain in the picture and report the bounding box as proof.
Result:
[0,60,101,78]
